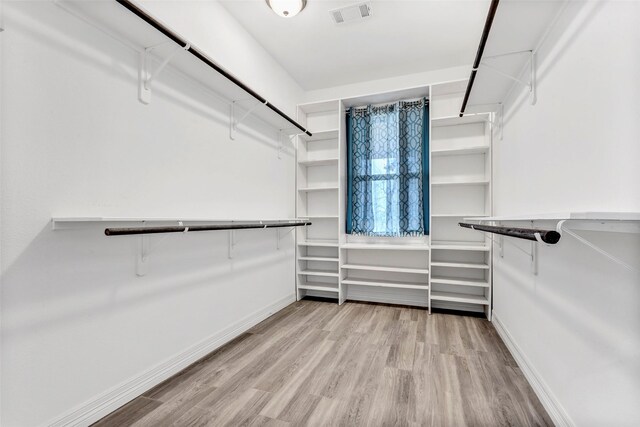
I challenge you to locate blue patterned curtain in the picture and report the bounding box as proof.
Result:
[346,99,429,236]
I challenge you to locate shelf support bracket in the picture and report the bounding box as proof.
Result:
[484,223,539,274]
[276,227,294,249]
[228,229,236,259]
[556,220,639,274]
[230,99,267,140]
[136,234,150,277]
[478,50,536,106]
[135,221,177,276]
[139,42,191,105]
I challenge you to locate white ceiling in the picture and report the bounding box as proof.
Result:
[218,0,491,90]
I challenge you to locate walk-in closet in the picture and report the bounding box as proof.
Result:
[1,0,638,426]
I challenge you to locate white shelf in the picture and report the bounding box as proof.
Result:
[431,114,490,128]
[298,186,339,192]
[431,213,487,218]
[298,284,339,293]
[464,1,567,114]
[342,277,428,290]
[430,261,490,270]
[297,240,340,248]
[431,179,490,186]
[298,158,339,166]
[430,291,489,305]
[342,264,429,274]
[463,212,640,222]
[301,215,339,219]
[430,277,489,288]
[55,0,308,136]
[341,243,430,251]
[430,241,491,252]
[431,146,489,156]
[298,256,339,263]
[51,216,307,229]
[299,129,339,142]
[298,269,339,278]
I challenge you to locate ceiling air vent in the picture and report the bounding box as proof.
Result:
[329,2,372,25]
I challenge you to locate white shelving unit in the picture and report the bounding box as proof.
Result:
[295,100,342,302]
[296,80,494,317]
[430,81,493,318]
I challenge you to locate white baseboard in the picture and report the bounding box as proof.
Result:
[46,294,296,427]
[492,312,574,427]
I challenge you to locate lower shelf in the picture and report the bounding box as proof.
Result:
[298,240,340,248]
[430,241,491,251]
[342,264,429,274]
[342,277,428,290]
[298,256,339,263]
[430,277,489,288]
[298,269,339,278]
[430,291,489,305]
[430,261,490,270]
[298,284,339,293]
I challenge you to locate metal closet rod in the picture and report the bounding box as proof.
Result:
[459,222,561,244]
[105,221,312,236]
[459,0,500,117]
[114,0,312,137]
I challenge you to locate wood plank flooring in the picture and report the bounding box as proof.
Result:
[93,300,552,426]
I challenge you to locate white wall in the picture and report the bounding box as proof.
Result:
[303,65,469,104]
[0,1,303,426]
[492,1,640,426]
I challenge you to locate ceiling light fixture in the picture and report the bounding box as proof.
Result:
[265,0,307,18]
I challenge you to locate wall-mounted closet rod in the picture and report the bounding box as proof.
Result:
[105,221,312,236]
[459,222,561,244]
[459,0,500,117]
[114,0,312,137]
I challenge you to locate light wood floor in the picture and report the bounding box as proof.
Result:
[94,299,552,426]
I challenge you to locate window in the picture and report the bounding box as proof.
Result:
[346,98,429,237]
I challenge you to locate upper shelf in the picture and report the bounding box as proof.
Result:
[51,216,305,230]
[431,113,491,128]
[462,0,568,115]
[464,212,640,222]
[57,0,310,136]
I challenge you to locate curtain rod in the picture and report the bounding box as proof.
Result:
[114,0,311,137]
[346,97,429,113]
[459,0,500,117]
[459,222,561,244]
[105,221,312,236]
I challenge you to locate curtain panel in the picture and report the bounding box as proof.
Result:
[346,98,429,237]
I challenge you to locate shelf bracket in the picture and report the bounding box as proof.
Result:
[135,221,178,276]
[276,227,294,249]
[484,224,539,274]
[556,220,639,274]
[228,229,236,259]
[230,99,267,140]
[139,42,191,105]
[478,50,536,106]
[136,234,150,277]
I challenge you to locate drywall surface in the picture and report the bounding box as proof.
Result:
[492,1,640,426]
[0,1,300,425]
[139,0,303,116]
[303,65,469,105]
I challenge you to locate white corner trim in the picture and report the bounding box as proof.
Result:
[492,312,574,427]
[46,294,296,427]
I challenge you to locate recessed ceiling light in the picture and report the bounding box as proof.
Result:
[265,0,307,18]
